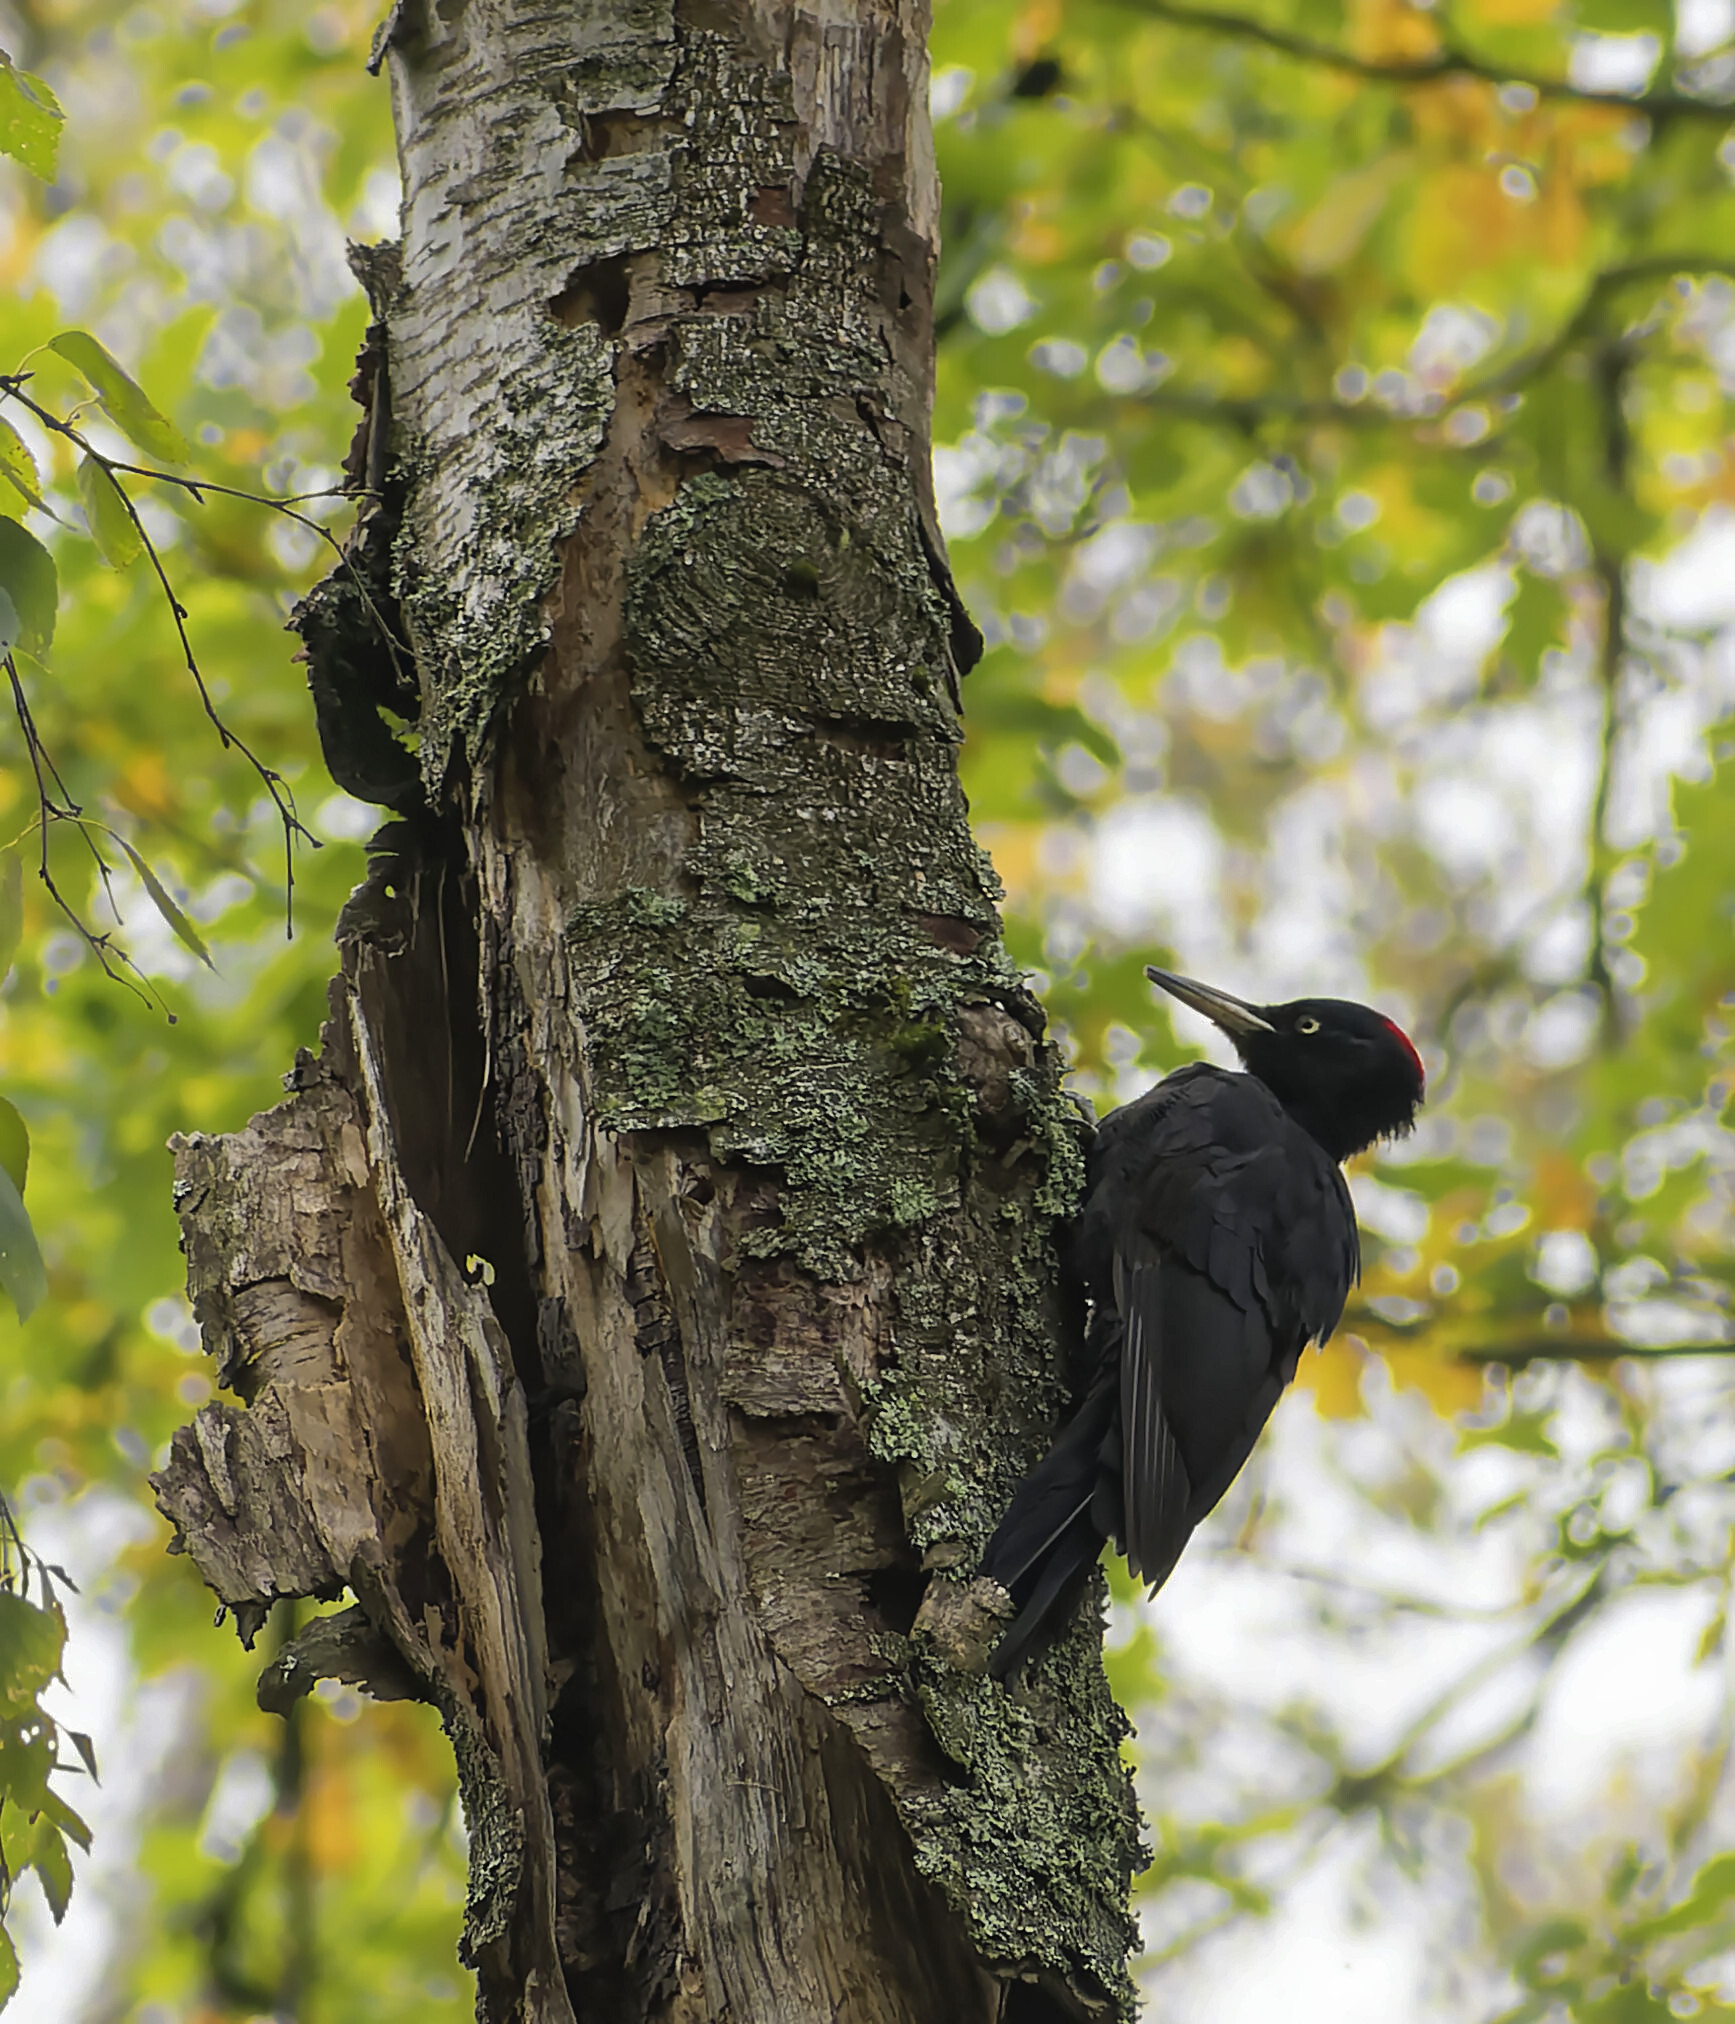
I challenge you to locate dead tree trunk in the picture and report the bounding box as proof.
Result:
[155,0,1140,2016]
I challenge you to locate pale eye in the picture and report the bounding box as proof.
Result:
[1297,1015,1321,1035]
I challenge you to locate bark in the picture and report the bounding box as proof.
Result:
[154,0,1141,2016]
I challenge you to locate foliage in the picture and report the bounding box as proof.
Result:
[0,0,466,2011]
[0,0,1732,2013]
[0,1509,90,2008]
[926,0,1735,2008]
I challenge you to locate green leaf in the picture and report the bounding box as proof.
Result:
[0,1921,16,2008]
[0,1596,63,1716]
[0,1792,31,1875]
[1498,572,1570,689]
[37,1789,90,1855]
[23,1813,72,1925]
[1462,1408,1559,1459]
[0,1161,47,1324]
[0,1101,27,1203]
[1289,158,1401,275]
[1578,1980,1675,2023]
[112,838,215,971]
[1630,1852,1735,1940]
[1513,1917,1588,1974]
[0,520,57,658]
[0,53,62,182]
[62,1732,95,1783]
[1573,0,1671,38]
[0,1723,50,1821]
[0,420,43,517]
[0,852,21,987]
[74,457,142,570]
[47,330,189,466]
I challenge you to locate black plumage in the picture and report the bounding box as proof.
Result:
[982,968,1426,1680]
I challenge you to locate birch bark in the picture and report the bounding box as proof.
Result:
[155,0,1140,2016]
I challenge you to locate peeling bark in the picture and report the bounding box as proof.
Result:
[156,0,1140,2016]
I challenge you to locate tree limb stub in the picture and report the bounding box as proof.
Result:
[159,0,1142,2014]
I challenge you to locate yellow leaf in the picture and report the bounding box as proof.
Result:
[1010,216,1064,265]
[1461,0,1558,23]
[1535,1153,1596,1228]
[1382,1346,1490,1419]
[1295,1336,1368,1419]
[1350,0,1443,62]
[1405,165,1516,297]
[1535,164,1587,267]
[1014,0,1061,60]
[1290,159,1406,275]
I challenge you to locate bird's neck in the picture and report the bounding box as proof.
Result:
[1273,1090,1382,1166]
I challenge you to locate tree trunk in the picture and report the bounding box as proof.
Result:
[153,0,1140,2016]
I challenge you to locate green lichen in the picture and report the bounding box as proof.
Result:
[884,1176,941,1228]
[917,1638,1142,1995]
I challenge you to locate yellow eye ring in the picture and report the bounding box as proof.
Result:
[1297,1015,1321,1034]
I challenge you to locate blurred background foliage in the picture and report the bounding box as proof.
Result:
[0,0,1730,2014]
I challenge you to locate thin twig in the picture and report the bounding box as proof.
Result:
[2,654,167,1011]
[0,378,427,946]
[1193,1544,1574,1620]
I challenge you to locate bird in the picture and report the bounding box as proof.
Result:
[980,966,1426,1680]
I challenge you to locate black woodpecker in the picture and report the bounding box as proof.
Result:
[981,966,1426,1680]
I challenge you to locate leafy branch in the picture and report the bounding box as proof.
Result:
[0,328,408,1016]
[0,635,186,1018]
[2,349,320,921]
[1122,256,1735,440]
[0,1493,94,2008]
[1115,0,1735,121]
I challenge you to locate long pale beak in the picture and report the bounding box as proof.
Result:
[1145,966,1274,1037]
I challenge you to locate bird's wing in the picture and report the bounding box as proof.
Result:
[1116,1240,1288,1570]
[1114,1249,1196,1587]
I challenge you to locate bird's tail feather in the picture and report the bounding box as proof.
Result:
[979,1380,1118,1680]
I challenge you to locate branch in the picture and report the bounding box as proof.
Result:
[1118,0,1735,120]
[1582,340,1637,1044]
[1192,1543,1553,1618]
[1470,257,1735,397]
[1131,256,1735,438]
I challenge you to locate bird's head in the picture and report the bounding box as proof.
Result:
[1146,966,1425,1162]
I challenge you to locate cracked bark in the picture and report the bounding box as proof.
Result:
[154,0,1141,2017]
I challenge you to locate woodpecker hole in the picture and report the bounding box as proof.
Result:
[917,913,986,957]
[865,1564,928,1636]
[550,253,633,336]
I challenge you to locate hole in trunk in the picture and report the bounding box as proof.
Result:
[550,253,633,336]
